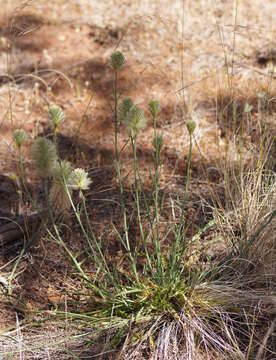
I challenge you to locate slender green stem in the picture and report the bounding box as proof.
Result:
[165,131,194,285]
[131,136,143,237]
[53,126,60,159]
[44,179,56,226]
[18,150,34,208]
[185,133,193,198]
[80,192,114,282]
[136,166,154,273]
[153,113,159,240]
[112,68,139,282]
[131,137,146,249]
[47,226,105,299]
[114,70,119,163]
[152,114,163,281]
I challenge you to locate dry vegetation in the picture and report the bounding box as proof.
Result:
[0,0,275,359]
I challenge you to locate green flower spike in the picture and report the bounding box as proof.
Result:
[118,97,134,124]
[123,105,147,137]
[69,168,92,191]
[149,99,160,118]
[48,105,65,130]
[13,129,27,149]
[53,160,72,185]
[31,137,57,178]
[110,51,125,70]
[186,120,196,135]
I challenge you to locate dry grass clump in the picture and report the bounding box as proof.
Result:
[213,166,276,267]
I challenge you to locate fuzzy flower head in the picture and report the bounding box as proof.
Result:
[110,51,125,70]
[32,137,57,178]
[123,105,147,137]
[149,99,160,118]
[118,97,134,124]
[13,129,27,149]
[68,168,92,191]
[48,105,65,130]
[186,120,196,135]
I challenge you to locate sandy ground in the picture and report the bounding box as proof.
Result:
[0,0,275,169]
[0,0,275,358]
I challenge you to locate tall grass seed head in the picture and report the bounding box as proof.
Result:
[68,168,92,191]
[110,51,125,70]
[186,120,196,135]
[149,99,160,118]
[123,105,147,137]
[31,137,58,178]
[13,129,27,149]
[48,105,65,130]
[118,97,134,124]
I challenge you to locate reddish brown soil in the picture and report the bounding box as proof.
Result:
[0,0,275,358]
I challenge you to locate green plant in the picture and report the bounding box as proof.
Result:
[45,53,273,359]
[10,51,275,360]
